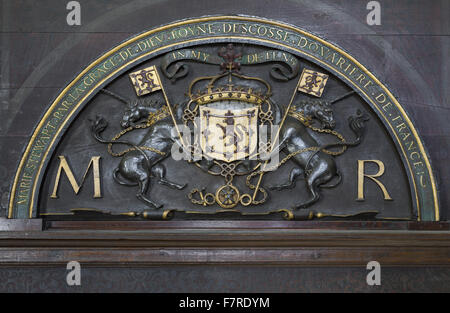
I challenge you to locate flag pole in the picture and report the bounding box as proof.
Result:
[154,67,189,151]
[251,76,302,202]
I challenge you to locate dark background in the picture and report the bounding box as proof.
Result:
[0,0,448,292]
[0,266,449,292]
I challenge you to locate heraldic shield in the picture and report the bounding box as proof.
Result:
[199,104,259,162]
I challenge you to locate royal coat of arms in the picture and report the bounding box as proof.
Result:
[10,18,438,222]
[87,43,370,218]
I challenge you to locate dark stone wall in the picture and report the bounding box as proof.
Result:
[1,266,449,292]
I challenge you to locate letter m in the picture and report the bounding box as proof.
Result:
[51,156,102,198]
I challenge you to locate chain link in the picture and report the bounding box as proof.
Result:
[245,110,349,203]
[107,107,170,157]
[288,109,347,156]
[305,124,347,156]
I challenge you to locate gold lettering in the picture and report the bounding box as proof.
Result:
[83,76,93,86]
[207,23,216,34]
[297,37,308,48]
[186,26,196,36]
[61,101,72,109]
[179,28,188,37]
[364,80,373,90]
[191,50,200,60]
[119,51,128,61]
[196,24,207,34]
[309,42,319,53]
[406,140,416,151]
[410,151,420,161]
[348,67,357,76]
[170,30,179,39]
[275,29,284,40]
[399,131,411,141]
[137,41,147,52]
[325,52,336,63]
[335,57,346,69]
[257,26,267,36]
[50,156,102,199]
[53,111,63,120]
[357,160,393,201]
[375,93,386,103]
[382,102,392,111]
[223,23,232,33]
[355,73,366,85]
[126,46,138,56]
[419,174,426,187]
[396,122,408,133]
[247,53,258,63]
[343,63,352,73]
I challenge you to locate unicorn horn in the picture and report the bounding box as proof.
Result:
[330,90,356,105]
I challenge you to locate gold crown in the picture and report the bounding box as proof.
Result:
[188,72,272,106]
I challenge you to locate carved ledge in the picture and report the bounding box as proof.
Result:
[0,220,448,267]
